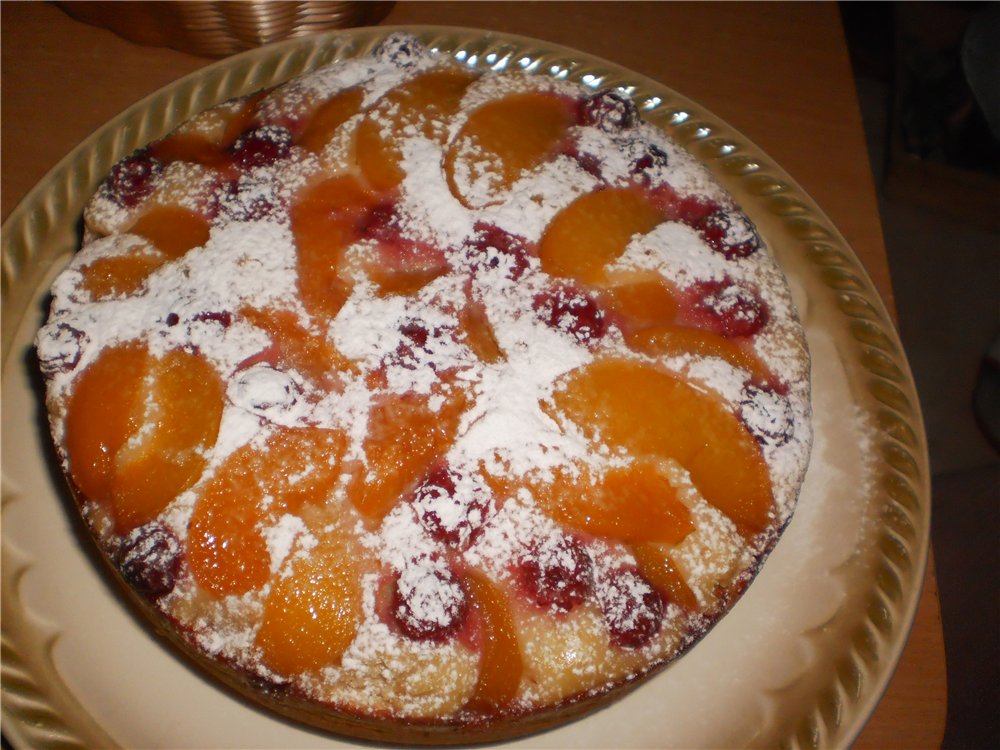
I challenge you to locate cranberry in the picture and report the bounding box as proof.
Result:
[532,286,607,344]
[37,323,87,376]
[690,278,769,338]
[465,222,531,280]
[116,523,183,600]
[600,566,663,649]
[390,556,468,642]
[411,465,491,547]
[230,125,293,169]
[740,384,794,446]
[579,90,639,133]
[518,536,593,612]
[104,148,163,208]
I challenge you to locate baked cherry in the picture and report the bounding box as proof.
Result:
[689,278,769,338]
[517,535,593,612]
[532,286,607,344]
[117,523,183,599]
[104,148,163,208]
[411,464,490,547]
[230,125,293,169]
[579,90,639,133]
[601,566,663,649]
[218,176,283,221]
[390,556,468,642]
[740,383,794,446]
[465,222,531,281]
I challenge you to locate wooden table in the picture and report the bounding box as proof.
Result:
[1,2,946,747]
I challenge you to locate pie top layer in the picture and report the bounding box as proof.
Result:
[36,33,811,734]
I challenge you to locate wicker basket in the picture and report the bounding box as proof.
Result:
[56,1,395,58]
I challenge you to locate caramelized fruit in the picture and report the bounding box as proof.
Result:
[534,460,694,545]
[446,92,576,206]
[128,206,211,259]
[600,566,663,648]
[630,543,699,612]
[347,389,468,522]
[554,359,773,538]
[298,87,364,153]
[112,349,225,531]
[464,569,523,710]
[539,187,663,284]
[79,246,167,300]
[256,541,363,674]
[356,68,477,191]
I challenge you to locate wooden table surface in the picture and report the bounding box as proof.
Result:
[1,2,946,747]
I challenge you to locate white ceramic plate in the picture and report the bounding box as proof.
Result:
[1,26,931,749]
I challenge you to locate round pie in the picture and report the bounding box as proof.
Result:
[36,33,812,744]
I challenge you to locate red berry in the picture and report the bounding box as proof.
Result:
[117,523,183,599]
[518,536,593,612]
[629,143,669,183]
[600,566,663,649]
[411,465,490,547]
[218,175,283,221]
[532,286,607,344]
[38,323,88,376]
[579,90,639,133]
[697,210,760,260]
[465,222,531,280]
[105,148,163,208]
[740,384,794,446]
[390,556,468,642]
[689,278,769,338]
[230,126,293,169]
[673,195,719,226]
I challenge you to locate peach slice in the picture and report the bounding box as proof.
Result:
[464,569,523,710]
[354,68,477,191]
[256,540,363,674]
[625,325,775,387]
[347,388,468,523]
[554,359,773,538]
[630,543,700,612]
[538,187,663,284]
[128,206,211,259]
[445,92,577,207]
[79,246,167,300]
[112,349,225,532]
[65,343,148,505]
[298,87,364,154]
[531,460,694,545]
[291,174,380,320]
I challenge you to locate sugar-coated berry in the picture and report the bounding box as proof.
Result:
[390,556,468,642]
[518,536,593,612]
[105,148,163,208]
[117,523,183,599]
[230,126,293,169]
[532,286,608,344]
[411,465,490,548]
[740,384,794,446]
[691,278,769,338]
[601,566,663,649]
[579,90,639,133]
[465,222,531,280]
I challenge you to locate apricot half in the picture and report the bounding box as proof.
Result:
[464,569,523,710]
[554,359,773,538]
[538,187,663,284]
[355,68,477,191]
[445,91,577,207]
